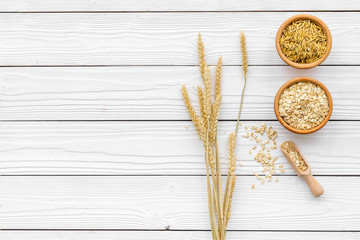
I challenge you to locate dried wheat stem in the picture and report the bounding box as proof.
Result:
[204,122,216,238]
[211,189,220,240]
[215,139,224,238]
[206,119,222,240]
[209,147,221,231]
[225,175,237,228]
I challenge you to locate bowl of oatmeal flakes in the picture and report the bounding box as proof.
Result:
[274,77,333,134]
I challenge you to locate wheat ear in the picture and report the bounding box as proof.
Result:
[181,85,198,124]
[223,132,236,219]
[198,33,207,83]
[240,31,248,78]
[228,132,236,175]
[181,85,206,141]
[197,86,206,120]
[209,94,221,146]
[203,64,212,120]
[215,56,222,99]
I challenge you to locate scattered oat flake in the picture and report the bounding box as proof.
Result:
[252,184,255,189]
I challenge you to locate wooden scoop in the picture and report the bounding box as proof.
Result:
[280,141,324,197]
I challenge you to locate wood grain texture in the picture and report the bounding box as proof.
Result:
[0,231,359,240]
[0,66,358,120]
[0,121,358,175]
[0,13,358,66]
[0,0,359,11]
[0,176,359,230]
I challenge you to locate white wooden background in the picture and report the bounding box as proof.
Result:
[0,1,359,239]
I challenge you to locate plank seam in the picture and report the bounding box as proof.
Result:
[0,11,359,13]
[1,229,360,232]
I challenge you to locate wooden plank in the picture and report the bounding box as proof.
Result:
[0,0,359,11]
[0,66,358,120]
[0,231,358,240]
[0,176,358,230]
[0,121,358,175]
[0,13,358,66]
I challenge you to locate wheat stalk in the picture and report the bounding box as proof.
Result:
[235,31,248,136]
[223,32,248,237]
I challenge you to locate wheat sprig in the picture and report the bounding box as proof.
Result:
[235,32,248,137]
[181,33,248,239]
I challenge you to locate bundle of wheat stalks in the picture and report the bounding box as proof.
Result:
[181,32,248,240]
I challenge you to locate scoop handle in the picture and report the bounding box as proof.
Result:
[301,174,324,197]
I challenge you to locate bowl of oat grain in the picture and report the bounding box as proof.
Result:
[276,14,332,69]
[274,77,333,134]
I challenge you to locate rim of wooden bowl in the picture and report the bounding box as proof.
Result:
[274,77,333,134]
[275,14,332,69]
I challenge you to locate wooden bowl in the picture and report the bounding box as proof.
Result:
[274,77,333,134]
[275,14,332,69]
